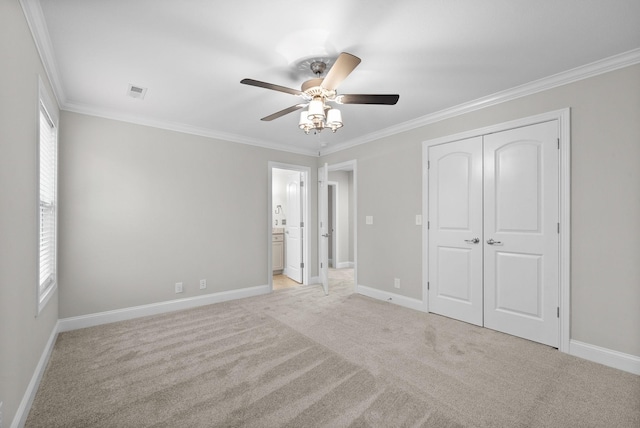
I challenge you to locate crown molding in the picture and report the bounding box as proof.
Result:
[20,0,65,107]
[62,101,319,156]
[322,48,640,155]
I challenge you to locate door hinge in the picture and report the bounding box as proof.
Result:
[427,160,430,169]
[300,181,304,187]
[557,138,560,149]
[427,221,430,230]
[557,223,560,234]
[557,307,560,318]
[300,262,304,268]
[300,221,304,227]
[427,281,430,290]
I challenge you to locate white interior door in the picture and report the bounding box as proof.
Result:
[427,121,560,347]
[428,137,484,326]
[483,121,559,347]
[285,172,302,283]
[318,163,329,294]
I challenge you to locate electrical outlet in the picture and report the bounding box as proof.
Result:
[199,279,207,289]
[175,282,183,293]
[366,215,374,225]
[416,214,422,225]
[394,278,401,289]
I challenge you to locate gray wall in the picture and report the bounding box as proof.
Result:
[0,1,60,425]
[58,112,318,318]
[321,64,640,357]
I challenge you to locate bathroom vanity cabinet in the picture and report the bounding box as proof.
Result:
[272,228,284,273]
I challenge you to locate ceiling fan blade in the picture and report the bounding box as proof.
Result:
[261,104,307,121]
[241,78,303,96]
[337,94,399,105]
[321,52,361,91]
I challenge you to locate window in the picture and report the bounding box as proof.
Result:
[38,83,58,313]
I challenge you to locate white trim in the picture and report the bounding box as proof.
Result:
[327,181,338,268]
[321,49,639,155]
[336,261,354,269]
[58,285,270,332]
[11,321,59,428]
[327,160,358,292]
[421,153,429,313]
[422,108,571,352]
[558,110,571,353]
[356,285,424,312]
[63,102,319,157]
[20,0,64,108]
[268,162,311,289]
[569,340,640,375]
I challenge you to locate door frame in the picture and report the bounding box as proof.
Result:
[327,181,338,268]
[268,162,311,289]
[422,108,571,352]
[329,159,358,292]
[320,160,358,292]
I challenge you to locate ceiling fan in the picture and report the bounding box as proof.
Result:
[240,52,399,134]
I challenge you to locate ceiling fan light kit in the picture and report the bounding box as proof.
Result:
[241,52,399,135]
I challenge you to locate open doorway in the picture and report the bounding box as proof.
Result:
[268,162,310,291]
[324,160,357,292]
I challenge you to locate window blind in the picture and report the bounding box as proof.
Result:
[39,103,57,296]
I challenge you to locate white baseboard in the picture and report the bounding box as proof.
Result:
[11,320,59,428]
[569,339,640,375]
[336,261,354,269]
[356,284,424,312]
[58,285,270,332]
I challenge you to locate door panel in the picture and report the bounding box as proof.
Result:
[428,137,483,326]
[438,154,473,230]
[494,251,542,318]
[484,121,559,347]
[437,247,473,302]
[494,142,542,233]
[285,173,302,283]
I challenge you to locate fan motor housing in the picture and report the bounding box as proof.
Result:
[301,78,336,100]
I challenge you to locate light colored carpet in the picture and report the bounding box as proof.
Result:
[27,270,640,427]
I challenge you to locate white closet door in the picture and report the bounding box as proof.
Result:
[428,137,484,326]
[483,121,559,347]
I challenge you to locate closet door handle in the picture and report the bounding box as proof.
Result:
[464,238,480,244]
[487,238,502,245]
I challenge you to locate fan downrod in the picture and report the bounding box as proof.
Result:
[309,61,327,77]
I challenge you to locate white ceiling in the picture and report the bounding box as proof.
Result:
[26,0,640,155]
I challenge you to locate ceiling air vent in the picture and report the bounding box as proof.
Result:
[127,84,147,100]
